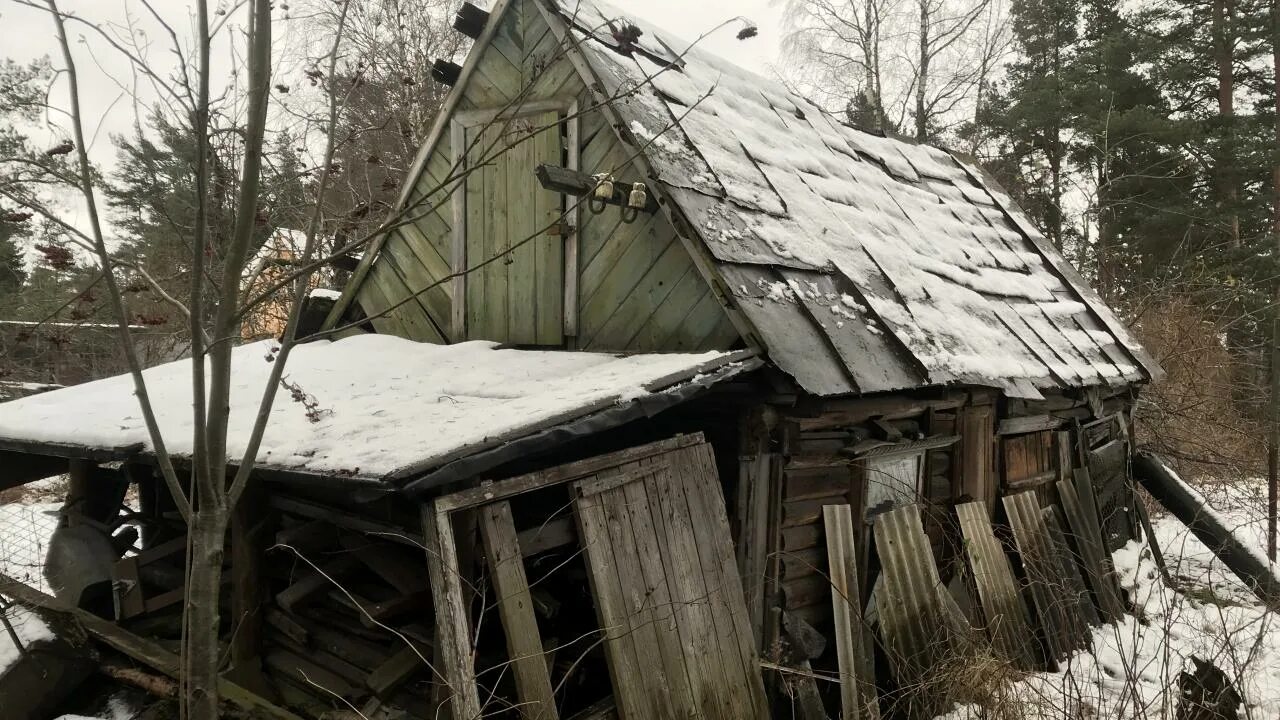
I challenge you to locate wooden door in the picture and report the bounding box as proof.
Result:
[572,442,769,720]
[464,110,564,345]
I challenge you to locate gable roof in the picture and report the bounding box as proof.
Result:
[537,0,1160,399]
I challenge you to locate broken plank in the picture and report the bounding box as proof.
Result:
[1056,479,1124,621]
[367,643,428,698]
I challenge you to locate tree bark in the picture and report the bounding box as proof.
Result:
[1268,0,1280,562]
[184,508,228,720]
[916,0,930,141]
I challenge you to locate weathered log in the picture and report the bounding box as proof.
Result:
[1133,452,1280,612]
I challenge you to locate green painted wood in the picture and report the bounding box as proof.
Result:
[380,233,451,332]
[584,235,686,350]
[626,261,702,350]
[533,118,564,344]
[368,257,445,342]
[466,111,563,344]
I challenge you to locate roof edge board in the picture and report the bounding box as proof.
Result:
[396,354,763,495]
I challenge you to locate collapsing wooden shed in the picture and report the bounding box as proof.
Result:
[0,0,1181,718]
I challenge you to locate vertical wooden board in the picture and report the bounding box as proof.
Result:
[533,112,564,344]
[616,461,698,714]
[422,506,483,720]
[955,501,1035,668]
[684,443,770,717]
[572,487,650,720]
[1056,479,1124,621]
[479,501,559,720]
[506,122,538,344]
[645,454,742,719]
[594,469,679,719]
[961,405,995,505]
[736,452,775,649]
[465,124,488,337]
[824,504,879,720]
[484,125,509,340]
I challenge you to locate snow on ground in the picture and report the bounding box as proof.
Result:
[940,476,1280,719]
[0,499,59,675]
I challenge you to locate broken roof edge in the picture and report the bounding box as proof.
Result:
[398,354,763,496]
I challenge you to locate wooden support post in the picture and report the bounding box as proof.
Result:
[823,504,879,720]
[737,405,776,650]
[479,501,559,720]
[423,503,483,720]
[228,481,271,694]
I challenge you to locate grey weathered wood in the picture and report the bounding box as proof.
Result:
[422,505,483,720]
[573,442,768,719]
[1056,479,1124,621]
[436,434,703,512]
[737,450,776,649]
[366,644,427,698]
[824,504,879,720]
[479,501,559,720]
[955,501,1035,668]
[275,555,359,612]
[997,414,1066,436]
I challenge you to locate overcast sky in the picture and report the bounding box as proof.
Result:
[0,0,786,236]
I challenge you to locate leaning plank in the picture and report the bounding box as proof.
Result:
[823,504,880,720]
[955,501,1035,669]
[0,573,302,720]
[1002,492,1079,664]
[479,501,559,720]
[1056,479,1124,621]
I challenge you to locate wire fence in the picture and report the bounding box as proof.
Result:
[0,479,64,658]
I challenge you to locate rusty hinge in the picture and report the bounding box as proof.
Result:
[546,222,575,237]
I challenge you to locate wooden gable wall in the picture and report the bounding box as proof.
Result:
[344,0,738,352]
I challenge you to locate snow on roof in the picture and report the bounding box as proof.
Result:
[0,335,748,483]
[549,0,1158,398]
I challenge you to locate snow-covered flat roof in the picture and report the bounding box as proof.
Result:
[548,0,1159,398]
[0,335,753,485]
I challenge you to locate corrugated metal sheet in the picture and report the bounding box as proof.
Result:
[551,0,1160,397]
[955,501,1036,668]
[1002,491,1089,662]
[872,504,969,704]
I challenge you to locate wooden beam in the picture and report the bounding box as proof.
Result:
[1134,453,1280,611]
[0,450,66,491]
[479,501,559,720]
[534,164,660,213]
[823,505,878,720]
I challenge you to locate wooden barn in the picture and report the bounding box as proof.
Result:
[0,1,1178,719]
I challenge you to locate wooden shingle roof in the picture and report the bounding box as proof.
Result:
[546,0,1160,399]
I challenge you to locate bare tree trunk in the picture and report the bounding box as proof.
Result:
[184,509,228,720]
[916,0,930,141]
[1268,0,1279,562]
[1214,0,1240,247]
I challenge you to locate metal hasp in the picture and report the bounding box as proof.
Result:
[1133,451,1280,612]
